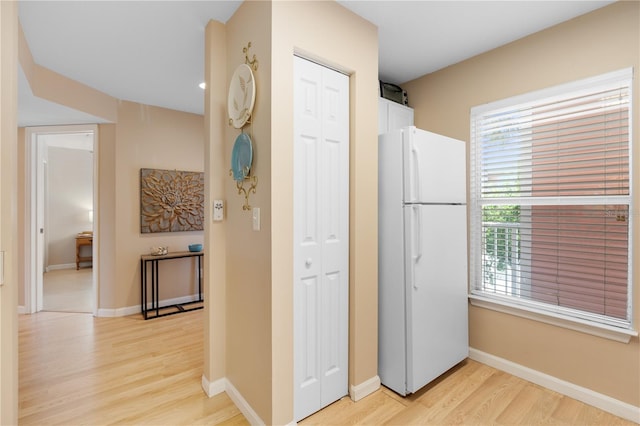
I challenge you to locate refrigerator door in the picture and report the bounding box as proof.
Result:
[403,127,466,204]
[404,204,469,394]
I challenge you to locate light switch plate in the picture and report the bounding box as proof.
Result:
[213,200,224,221]
[252,207,260,231]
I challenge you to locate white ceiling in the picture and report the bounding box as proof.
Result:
[17,0,614,127]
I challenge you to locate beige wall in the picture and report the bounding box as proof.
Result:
[403,1,639,406]
[109,101,205,309]
[271,2,379,422]
[223,1,273,421]
[97,124,116,312]
[210,1,379,423]
[17,103,204,312]
[17,25,207,312]
[0,1,19,424]
[46,146,93,267]
[14,1,378,421]
[202,19,227,388]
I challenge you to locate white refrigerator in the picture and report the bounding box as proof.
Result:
[378,126,469,396]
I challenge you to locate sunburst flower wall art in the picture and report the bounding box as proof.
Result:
[140,168,204,233]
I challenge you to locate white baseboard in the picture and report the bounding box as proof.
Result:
[97,305,139,317]
[96,294,201,317]
[20,295,199,317]
[350,375,380,402]
[46,263,77,272]
[201,374,225,397]
[469,348,640,423]
[225,379,266,426]
[199,376,267,425]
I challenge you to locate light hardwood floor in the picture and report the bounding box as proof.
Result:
[43,268,93,313]
[19,310,635,425]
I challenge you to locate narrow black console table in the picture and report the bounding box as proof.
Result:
[140,251,203,320]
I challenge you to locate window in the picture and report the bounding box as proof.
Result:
[470,68,633,333]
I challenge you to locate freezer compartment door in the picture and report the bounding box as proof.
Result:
[403,127,466,204]
[404,204,469,394]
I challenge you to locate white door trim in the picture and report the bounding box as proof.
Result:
[24,124,99,315]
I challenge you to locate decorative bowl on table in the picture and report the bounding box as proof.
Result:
[150,246,168,256]
[188,244,202,252]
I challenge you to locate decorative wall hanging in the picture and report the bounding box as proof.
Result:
[140,168,204,233]
[228,42,257,129]
[228,63,256,129]
[230,133,253,181]
[230,133,258,210]
[228,42,259,211]
[243,41,259,71]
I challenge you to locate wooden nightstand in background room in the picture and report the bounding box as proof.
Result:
[75,231,93,270]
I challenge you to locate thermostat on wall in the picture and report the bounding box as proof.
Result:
[213,200,224,221]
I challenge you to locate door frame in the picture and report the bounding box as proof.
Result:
[24,124,99,315]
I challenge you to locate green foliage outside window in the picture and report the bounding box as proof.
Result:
[482,205,521,286]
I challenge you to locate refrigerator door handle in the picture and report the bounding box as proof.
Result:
[412,206,422,290]
[411,145,421,202]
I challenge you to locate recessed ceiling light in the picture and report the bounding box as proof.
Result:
[199,82,206,90]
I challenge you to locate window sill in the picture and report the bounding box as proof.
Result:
[468,294,638,343]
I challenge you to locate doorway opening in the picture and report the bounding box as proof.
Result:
[25,125,99,315]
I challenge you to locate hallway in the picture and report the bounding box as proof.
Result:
[18,310,245,425]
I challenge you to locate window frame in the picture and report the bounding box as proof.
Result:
[469,68,637,343]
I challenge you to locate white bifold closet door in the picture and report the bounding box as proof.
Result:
[293,56,349,422]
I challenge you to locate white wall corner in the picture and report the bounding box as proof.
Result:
[349,375,381,402]
[469,348,640,424]
[225,379,265,426]
[201,374,225,397]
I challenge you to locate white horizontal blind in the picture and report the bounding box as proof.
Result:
[470,69,632,329]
